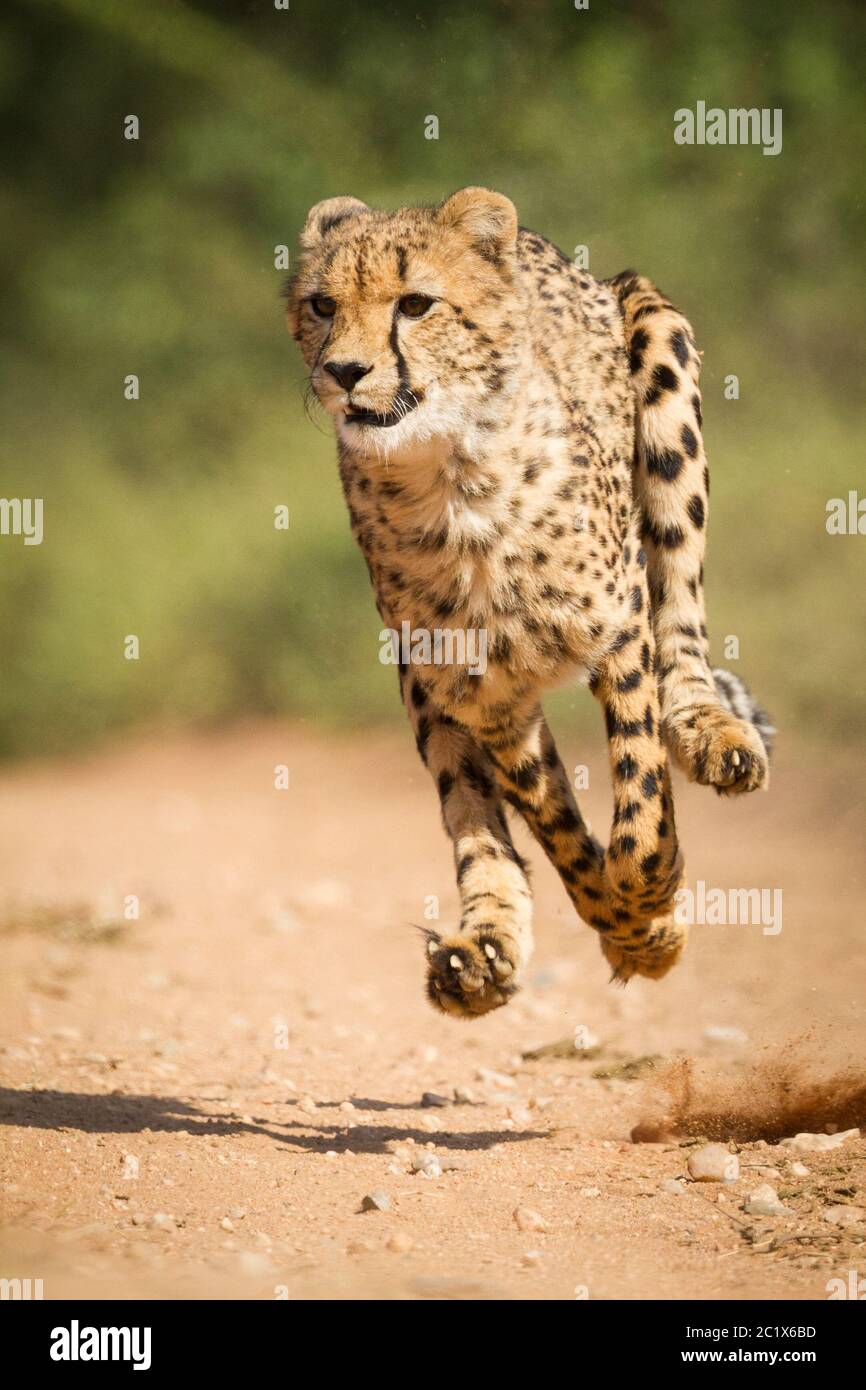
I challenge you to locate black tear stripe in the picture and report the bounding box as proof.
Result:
[395,245,408,281]
[389,306,409,388]
[386,307,425,417]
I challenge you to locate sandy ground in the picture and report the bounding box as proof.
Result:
[0,722,864,1301]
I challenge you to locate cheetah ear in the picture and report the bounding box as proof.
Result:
[299,196,370,252]
[437,186,518,261]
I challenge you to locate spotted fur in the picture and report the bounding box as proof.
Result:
[287,188,772,1017]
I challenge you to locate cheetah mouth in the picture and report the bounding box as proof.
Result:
[344,386,422,429]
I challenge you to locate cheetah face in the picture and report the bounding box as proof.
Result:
[287,187,527,455]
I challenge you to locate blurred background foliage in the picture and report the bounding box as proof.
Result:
[1,0,864,758]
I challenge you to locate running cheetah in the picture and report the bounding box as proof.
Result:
[286,187,773,1018]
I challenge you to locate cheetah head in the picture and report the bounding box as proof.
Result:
[286,187,527,455]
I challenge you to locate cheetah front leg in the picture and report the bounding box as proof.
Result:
[480,690,686,984]
[402,675,534,1018]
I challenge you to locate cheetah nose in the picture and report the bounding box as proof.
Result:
[324,360,371,393]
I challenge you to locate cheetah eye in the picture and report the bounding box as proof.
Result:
[310,295,336,318]
[398,293,434,319]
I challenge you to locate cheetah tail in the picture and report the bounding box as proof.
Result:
[711,668,775,757]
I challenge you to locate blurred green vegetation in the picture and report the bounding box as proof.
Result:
[1,0,864,757]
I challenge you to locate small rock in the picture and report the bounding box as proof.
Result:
[744,1184,791,1217]
[151,1212,175,1230]
[220,1216,235,1232]
[297,1095,317,1116]
[360,1191,391,1213]
[120,1154,139,1180]
[387,1233,414,1253]
[789,1162,810,1177]
[781,1129,859,1152]
[579,1187,601,1198]
[513,1206,548,1233]
[823,1205,866,1229]
[687,1144,739,1183]
[338,1101,355,1113]
[660,1178,685,1195]
[507,1104,533,1125]
[521,1250,542,1268]
[421,1092,450,1108]
[411,1153,442,1179]
[453,1085,475,1104]
[229,1206,246,1220]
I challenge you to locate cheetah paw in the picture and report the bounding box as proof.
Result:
[424,928,521,1019]
[666,708,769,796]
[600,915,688,983]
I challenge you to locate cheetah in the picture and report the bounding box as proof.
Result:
[286,187,773,1018]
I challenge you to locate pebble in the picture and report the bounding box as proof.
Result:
[781,1129,860,1153]
[579,1187,601,1198]
[360,1191,391,1213]
[297,1096,317,1116]
[387,1233,414,1253]
[823,1205,866,1229]
[743,1184,791,1217]
[687,1144,739,1183]
[789,1162,810,1177]
[411,1154,442,1179]
[120,1154,139,1180]
[339,1101,355,1114]
[453,1085,476,1104]
[507,1105,533,1125]
[421,1092,451,1108]
[151,1212,175,1230]
[660,1178,685,1195]
[513,1207,548,1233]
[521,1250,542,1268]
[220,1216,235,1232]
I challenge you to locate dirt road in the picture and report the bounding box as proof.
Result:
[1,724,864,1300]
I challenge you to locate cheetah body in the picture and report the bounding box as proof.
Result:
[288,188,771,1018]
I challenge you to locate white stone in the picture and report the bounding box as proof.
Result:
[687,1144,739,1183]
[780,1129,860,1153]
[744,1184,791,1217]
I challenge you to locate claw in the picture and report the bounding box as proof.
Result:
[484,943,497,959]
[449,954,462,969]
